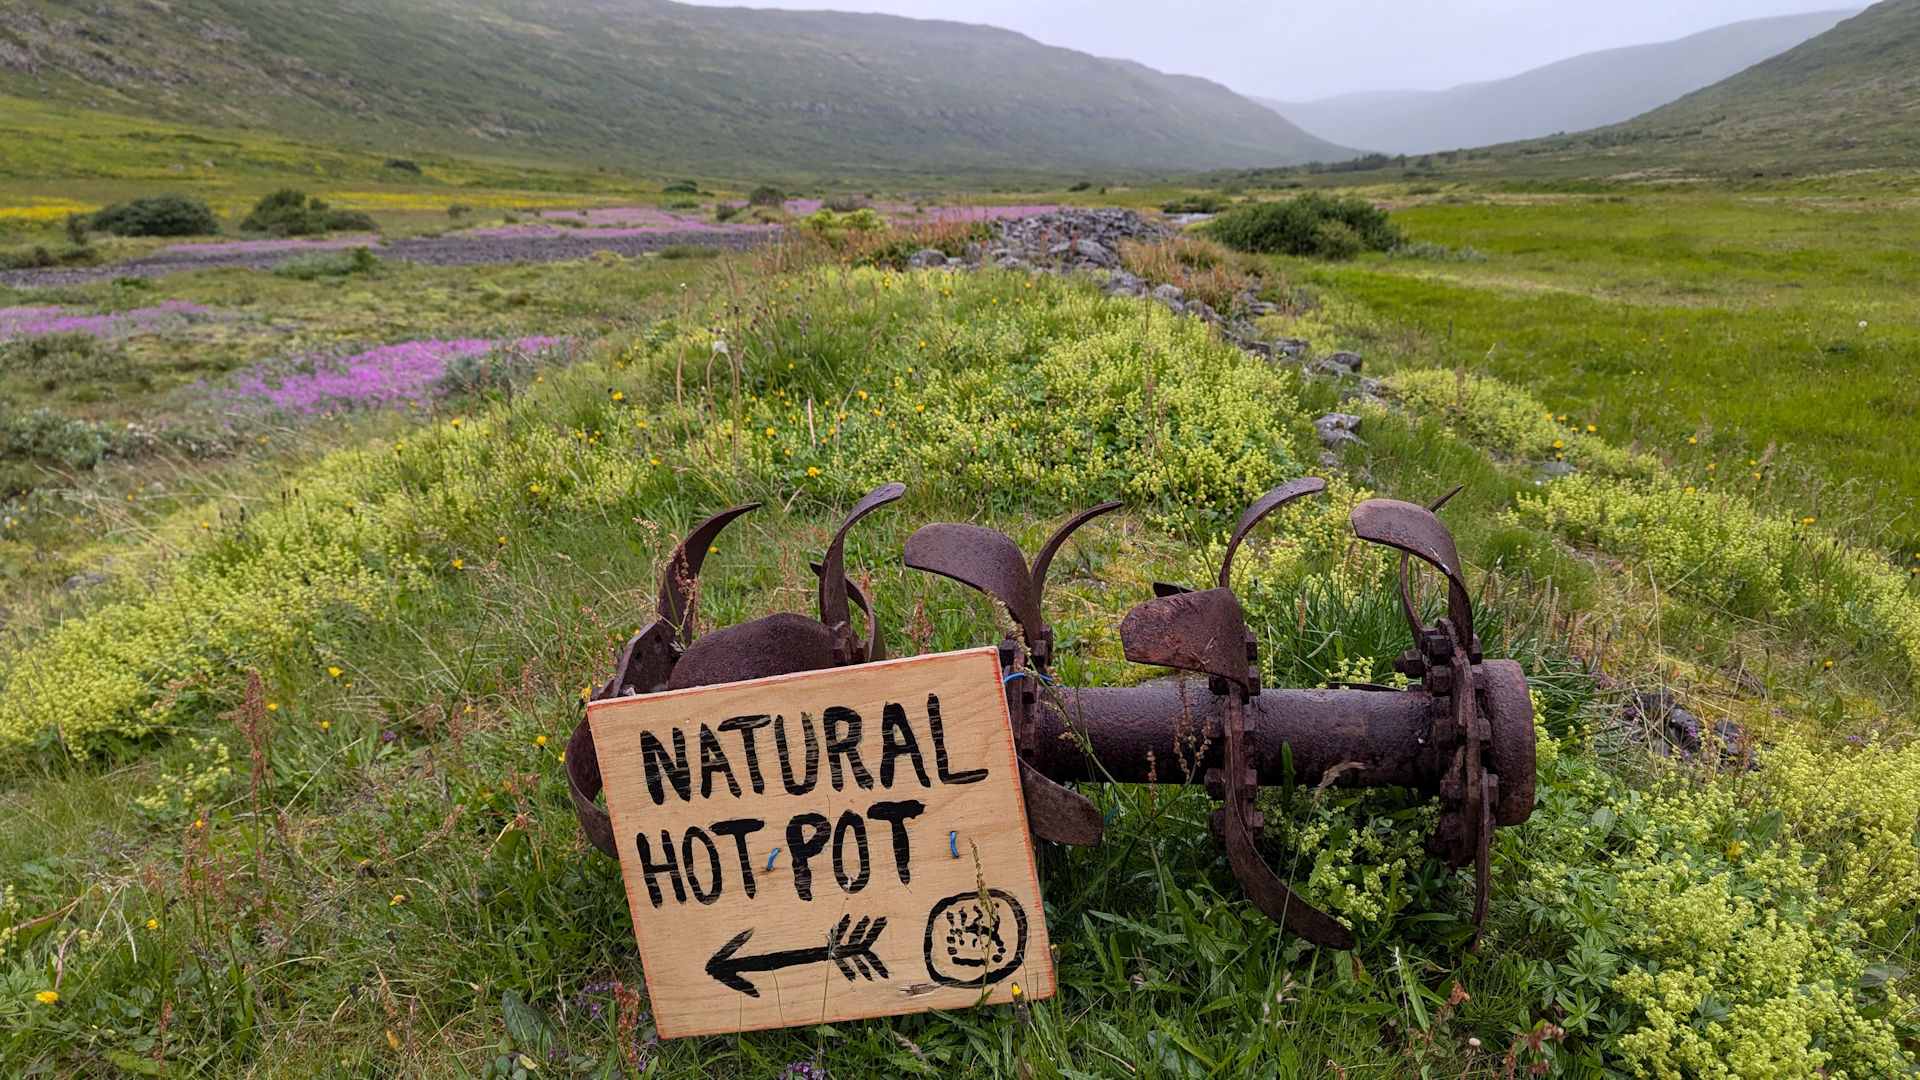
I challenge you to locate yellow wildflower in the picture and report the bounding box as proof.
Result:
[35,991,58,1005]
[536,735,548,746]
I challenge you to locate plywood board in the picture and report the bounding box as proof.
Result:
[587,646,1052,1038]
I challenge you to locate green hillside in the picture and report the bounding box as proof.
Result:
[0,0,1347,181]
[1478,0,1920,176]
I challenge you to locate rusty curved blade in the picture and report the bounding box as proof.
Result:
[1029,501,1123,605]
[656,502,761,648]
[1222,791,1357,947]
[1119,587,1250,690]
[1221,691,1354,948]
[1469,769,1496,952]
[1389,486,1469,639]
[817,482,905,635]
[598,619,677,699]
[1351,498,1474,643]
[813,562,884,663]
[1018,759,1104,846]
[566,718,618,858]
[1218,477,1325,588]
[903,522,1041,646]
[666,612,840,690]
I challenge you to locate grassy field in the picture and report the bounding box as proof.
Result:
[1280,187,1920,544]
[1,189,1918,1078]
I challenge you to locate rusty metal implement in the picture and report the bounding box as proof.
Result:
[568,479,1536,951]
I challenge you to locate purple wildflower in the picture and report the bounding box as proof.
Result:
[0,301,217,339]
[381,731,397,743]
[228,337,563,413]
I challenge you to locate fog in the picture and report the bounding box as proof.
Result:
[676,0,1855,99]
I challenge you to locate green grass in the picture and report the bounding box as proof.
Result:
[2,205,1919,1076]
[1271,191,1920,537]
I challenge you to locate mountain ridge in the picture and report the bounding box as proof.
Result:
[0,0,1350,179]
[1257,9,1858,155]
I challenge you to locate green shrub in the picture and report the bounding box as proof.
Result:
[661,179,700,194]
[747,185,786,207]
[89,194,219,237]
[321,209,377,232]
[1204,192,1402,257]
[1311,218,1364,261]
[0,407,118,469]
[240,190,375,236]
[0,332,133,382]
[656,244,720,260]
[0,246,55,270]
[384,158,422,174]
[273,246,383,281]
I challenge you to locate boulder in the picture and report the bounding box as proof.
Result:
[906,248,949,269]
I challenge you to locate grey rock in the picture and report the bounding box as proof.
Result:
[1308,353,1363,377]
[63,572,110,591]
[1187,301,1219,322]
[1537,461,1576,477]
[997,256,1029,270]
[1073,238,1111,264]
[1151,283,1186,304]
[1318,450,1341,468]
[1323,350,1364,372]
[962,242,984,264]
[906,248,949,269]
[1314,412,1363,448]
[1273,338,1309,359]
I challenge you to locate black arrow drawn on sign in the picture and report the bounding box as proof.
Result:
[705,914,890,997]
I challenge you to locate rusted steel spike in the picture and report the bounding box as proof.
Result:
[1119,587,1253,691]
[816,482,906,647]
[657,502,762,648]
[902,523,1041,645]
[1029,501,1123,607]
[1351,499,1475,646]
[1217,477,1326,589]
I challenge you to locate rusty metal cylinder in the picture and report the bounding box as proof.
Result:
[1018,659,1535,826]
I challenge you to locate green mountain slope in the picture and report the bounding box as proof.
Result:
[1600,0,1920,162]
[1452,0,1920,176]
[0,0,1349,180]
[1257,10,1857,155]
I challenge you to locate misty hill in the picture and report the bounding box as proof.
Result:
[1259,9,1857,155]
[1561,0,1920,169]
[0,0,1349,180]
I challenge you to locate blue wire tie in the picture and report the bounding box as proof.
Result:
[1002,670,1055,685]
[1104,807,1121,824]
[766,848,781,871]
[949,831,960,858]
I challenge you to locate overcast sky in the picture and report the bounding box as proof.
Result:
[679,0,1858,100]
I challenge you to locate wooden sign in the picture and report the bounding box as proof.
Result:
[586,647,1053,1037]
